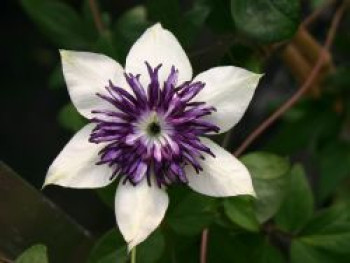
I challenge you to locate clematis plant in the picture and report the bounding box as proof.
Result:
[44,23,262,250]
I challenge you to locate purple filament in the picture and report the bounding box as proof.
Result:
[89,62,219,187]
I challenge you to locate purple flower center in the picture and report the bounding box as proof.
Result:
[89,62,219,187]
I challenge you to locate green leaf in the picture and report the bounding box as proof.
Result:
[115,6,150,44]
[95,181,117,209]
[15,244,48,263]
[301,203,350,236]
[157,230,199,262]
[275,164,314,233]
[241,152,290,223]
[21,0,92,48]
[300,224,350,254]
[88,229,126,263]
[253,175,289,223]
[310,0,328,10]
[324,67,350,93]
[88,228,165,263]
[266,101,341,155]
[223,196,260,232]
[290,203,350,261]
[146,0,210,47]
[176,1,211,47]
[93,30,120,60]
[290,240,349,263]
[241,152,290,180]
[168,191,218,235]
[222,44,262,73]
[317,141,350,202]
[48,64,64,90]
[291,241,323,263]
[58,104,86,132]
[135,229,165,263]
[81,0,99,40]
[231,0,300,43]
[96,248,127,263]
[113,6,150,61]
[258,239,286,263]
[146,0,180,31]
[205,0,235,33]
[208,227,285,263]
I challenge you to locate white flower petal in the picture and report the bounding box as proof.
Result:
[186,137,255,197]
[60,50,127,118]
[125,23,192,86]
[115,179,168,250]
[44,124,114,188]
[194,66,262,133]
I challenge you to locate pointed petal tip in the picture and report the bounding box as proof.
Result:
[59,50,126,118]
[244,186,257,198]
[251,189,257,198]
[125,21,192,85]
[147,23,166,40]
[187,138,257,198]
[42,125,116,189]
[59,49,70,59]
[252,72,264,83]
[127,241,136,253]
[242,70,264,88]
[42,170,63,188]
[193,66,263,133]
[239,174,257,198]
[42,169,55,189]
[115,180,168,252]
[127,235,148,252]
[59,49,75,65]
[150,22,163,30]
[41,178,57,190]
[41,181,49,190]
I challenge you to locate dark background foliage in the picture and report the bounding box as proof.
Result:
[1,0,350,262]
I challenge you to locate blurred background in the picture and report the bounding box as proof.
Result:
[1,0,350,262]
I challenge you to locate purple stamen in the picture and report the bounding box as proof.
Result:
[89,62,219,186]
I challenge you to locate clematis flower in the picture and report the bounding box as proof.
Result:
[44,23,262,250]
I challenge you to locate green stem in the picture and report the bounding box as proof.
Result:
[131,247,137,263]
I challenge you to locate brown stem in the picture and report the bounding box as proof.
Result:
[234,1,347,157]
[294,26,333,67]
[200,228,209,263]
[281,43,314,84]
[281,24,335,98]
[0,257,13,263]
[88,0,105,34]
